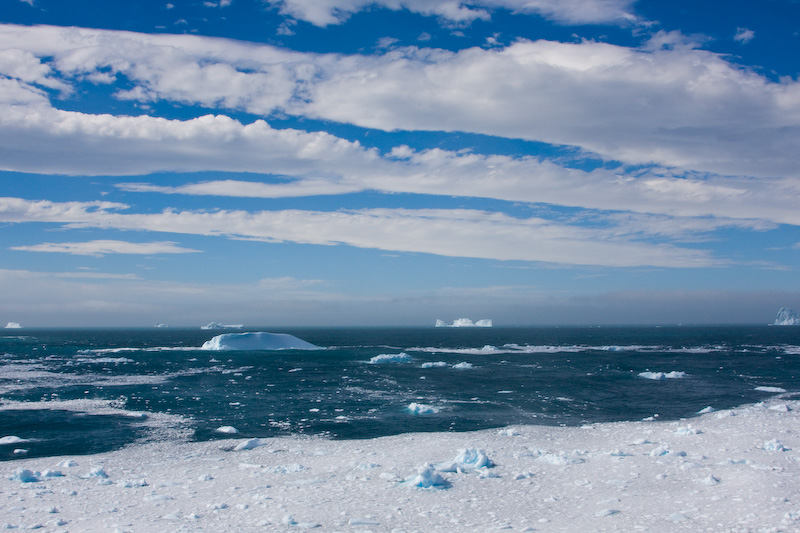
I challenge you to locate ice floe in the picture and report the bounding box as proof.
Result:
[3,398,800,531]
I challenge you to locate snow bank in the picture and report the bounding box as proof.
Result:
[201,332,321,351]
[4,398,800,532]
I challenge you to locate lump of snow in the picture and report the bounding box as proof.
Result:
[437,448,494,472]
[201,332,320,351]
[407,402,439,415]
[639,371,686,380]
[368,352,412,364]
[774,307,800,325]
[403,463,450,489]
[215,426,240,434]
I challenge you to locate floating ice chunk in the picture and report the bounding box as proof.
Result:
[201,332,320,351]
[9,469,38,482]
[437,448,494,472]
[770,403,791,412]
[775,307,800,325]
[452,362,474,370]
[421,361,448,368]
[369,352,412,364]
[701,475,721,485]
[41,470,64,478]
[403,463,450,489]
[56,460,78,468]
[116,479,148,488]
[4,322,22,329]
[234,438,268,451]
[407,402,439,415]
[638,371,686,380]
[85,467,108,479]
[0,436,30,445]
[755,386,787,393]
[12,449,27,455]
[497,428,521,436]
[697,406,715,414]
[215,426,240,434]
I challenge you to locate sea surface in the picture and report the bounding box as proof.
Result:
[1,326,799,461]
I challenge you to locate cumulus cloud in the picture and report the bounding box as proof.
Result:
[2,24,798,183]
[734,27,755,44]
[0,197,717,267]
[10,240,202,257]
[264,0,637,27]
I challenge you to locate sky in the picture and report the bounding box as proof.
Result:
[0,0,799,327]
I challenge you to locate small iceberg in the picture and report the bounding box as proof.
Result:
[201,332,321,351]
[435,318,492,327]
[407,402,439,414]
[4,322,22,329]
[774,308,800,326]
[201,322,244,330]
[403,463,450,489]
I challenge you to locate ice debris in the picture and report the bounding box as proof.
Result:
[638,371,686,380]
[407,402,439,415]
[437,448,495,472]
[403,463,450,489]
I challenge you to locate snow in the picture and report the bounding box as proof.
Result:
[3,398,800,531]
[200,332,321,351]
[775,307,800,325]
[4,322,22,329]
[435,318,493,327]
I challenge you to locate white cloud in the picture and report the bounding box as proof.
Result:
[2,24,799,182]
[264,0,637,26]
[10,240,202,257]
[0,197,717,267]
[734,27,755,44]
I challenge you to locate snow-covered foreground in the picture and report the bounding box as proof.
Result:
[3,398,800,532]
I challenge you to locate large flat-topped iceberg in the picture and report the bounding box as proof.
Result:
[201,332,321,351]
[435,318,492,328]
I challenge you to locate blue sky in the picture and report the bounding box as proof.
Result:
[1,0,799,327]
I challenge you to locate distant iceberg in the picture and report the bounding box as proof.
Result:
[774,308,800,326]
[4,322,22,329]
[201,332,321,351]
[435,318,492,328]
[201,322,244,330]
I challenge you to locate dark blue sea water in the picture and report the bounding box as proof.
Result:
[2,326,799,461]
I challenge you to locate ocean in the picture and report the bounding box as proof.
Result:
[1,326,798,461]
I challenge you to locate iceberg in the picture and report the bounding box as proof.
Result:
[201,322,244,330]
[4,322,22,329]
[774,308,800,326]
[201,332,321,351]
[435,318,492,328]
